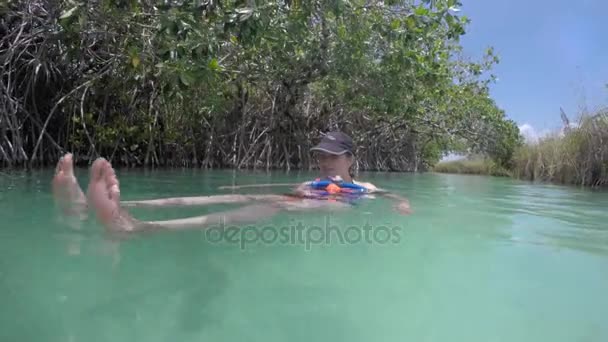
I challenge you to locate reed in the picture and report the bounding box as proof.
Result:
[511,112,608,187]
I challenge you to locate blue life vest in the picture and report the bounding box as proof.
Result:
[305,176,369,203]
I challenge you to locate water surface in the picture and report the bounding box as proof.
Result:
[1,169,607,342]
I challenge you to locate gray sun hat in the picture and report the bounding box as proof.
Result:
[310,131,354,155]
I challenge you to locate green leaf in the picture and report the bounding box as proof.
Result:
[390,19,400,30]
[60,6,79,20]
[235,7,253,14]
[169,21,178,36]
[414,6,429,16]
[131,55,141,68]
[235,7,253,21]
[208,58,220,71]
[446,13,455,27]
[179,71,195,86]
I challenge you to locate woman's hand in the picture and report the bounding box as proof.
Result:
[394,201,413,215]
[374,190,413,215]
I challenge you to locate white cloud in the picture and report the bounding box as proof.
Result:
[519,123,552,143]
[519,123,538,143]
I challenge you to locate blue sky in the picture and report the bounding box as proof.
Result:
[457,0,608,140]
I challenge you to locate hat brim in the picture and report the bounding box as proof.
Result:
[310,143,351,155]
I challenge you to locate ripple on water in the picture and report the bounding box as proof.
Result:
[427,175,608,257]
[502,204,608,257]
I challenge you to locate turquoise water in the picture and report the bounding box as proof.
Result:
[1,168,608,342]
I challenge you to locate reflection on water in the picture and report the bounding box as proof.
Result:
[1,170,608,342]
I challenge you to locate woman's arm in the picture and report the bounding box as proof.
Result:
[358,181,412,215]
[218,183,301,190]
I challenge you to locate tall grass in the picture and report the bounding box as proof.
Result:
[512,112,608,187]
[433,157,512,177]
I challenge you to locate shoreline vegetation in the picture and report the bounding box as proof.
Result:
[1,1,605,188]
[435,111,608,187]
[433,157,511,177]
[1,0,520,172]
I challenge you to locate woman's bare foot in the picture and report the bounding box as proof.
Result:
[52,153,87,218]
[86,158,137,232]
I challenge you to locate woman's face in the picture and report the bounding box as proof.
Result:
[315,152,353,178]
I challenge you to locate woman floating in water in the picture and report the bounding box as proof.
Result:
[52,131,412,234]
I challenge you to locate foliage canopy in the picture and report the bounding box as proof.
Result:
[0,0,521,170]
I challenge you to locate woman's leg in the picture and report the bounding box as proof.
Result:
[86,158,287,233]
[121,194,289,208]
[52,153,287,210]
